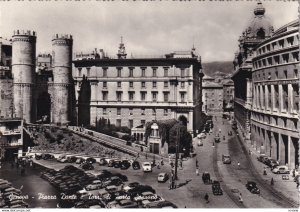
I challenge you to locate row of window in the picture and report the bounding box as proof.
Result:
[252,112,298,130]
[101,81,187,88]
[253,83,299,113]
[253,69,298,81]
[78,66,189,78]
[253,51,299,70]
[101,91,186,102]
[103,108,170,116]
[256,34,299,56]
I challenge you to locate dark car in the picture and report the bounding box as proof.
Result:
[43,154,55,160]
[99,158,107,166]
[113,160,122,168]
[120,160,131,170]
[67,156,77,163]
[202,172,212,184]
[155,201,178,208]
[257,154,268,163]
[111,173,128,182]
[212,181,223,195]
[132,161,140,170]
[76,158,85,164]
[246,181,260,194]
[86,158,96,164]
[265,158,279,169]
[35,154,42,160]
[80,163,94,170]
[97,170,113,180]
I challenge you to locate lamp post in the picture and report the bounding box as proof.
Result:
[174,126,180,180]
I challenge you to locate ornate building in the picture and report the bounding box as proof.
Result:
[73,39,203,134]
[251,20,299,168]
[232,2,274,140]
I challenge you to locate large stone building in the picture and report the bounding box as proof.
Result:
[73,41,203,134]
[0,30,75,125]
[251,20,299,168]
[202,75,223,115]
[232,1,274,140]
[222,79,234,113]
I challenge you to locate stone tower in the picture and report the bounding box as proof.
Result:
[51,34,73,124]
[12,30,36,123]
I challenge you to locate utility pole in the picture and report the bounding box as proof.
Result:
[174,126,180,180]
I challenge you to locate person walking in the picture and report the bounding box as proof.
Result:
[196,168,199,176]
[237,161,240,169]
[196,158,199,168]
[204,193,209,203]
[169,178,172,190]
[263,167,267,175]
[238,193,243,203]
[271,178,274,186]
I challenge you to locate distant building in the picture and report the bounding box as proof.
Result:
[202,75,223,115]
[222,79,234,113]
[73,40,203,134]
[251,20,299,168]
[0,118,23,159]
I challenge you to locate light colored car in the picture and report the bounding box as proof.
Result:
[157,173,169,182]
[197,140,203,146]
[86,180,102,190]
[222,154,231,164]
[143,162,152,172]
[272,165,290,174]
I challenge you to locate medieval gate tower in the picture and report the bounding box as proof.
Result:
[51,34,73,124]
[12,30,36,123]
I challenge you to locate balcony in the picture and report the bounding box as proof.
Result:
[0,141,23,147]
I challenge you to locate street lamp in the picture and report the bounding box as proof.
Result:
[174,126,180,180]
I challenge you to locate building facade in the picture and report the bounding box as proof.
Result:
[232,2,274,140]
[0,118,23,159]
[73,41,202,134]
[222,79,234,113]
[251,20,299,168]
[202,76,224,115]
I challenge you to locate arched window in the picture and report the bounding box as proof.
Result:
[257,28,265,39]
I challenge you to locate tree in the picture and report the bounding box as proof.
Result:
[169,123,192,156]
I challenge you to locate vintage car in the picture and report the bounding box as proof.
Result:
[246,181,260,194]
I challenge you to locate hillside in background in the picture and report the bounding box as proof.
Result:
[202,61,234,78]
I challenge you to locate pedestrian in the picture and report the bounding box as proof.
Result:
[296,182,299,188]
[271,178,274,186]
[157,164,160,169]
[196,158,199,168]
[196,168,199,176]
[204,193,209,203]
[237,162,240,169]
[172,180,176,189]
[238,193,243,203]
[248,150,251,155]
[292,169,296,177]
[161,158,164,166]
[169,178,172,190]
[263,167,267,175]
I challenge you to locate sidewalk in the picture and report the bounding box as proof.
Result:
[235,125,300,205]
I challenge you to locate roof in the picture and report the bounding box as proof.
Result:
[202,81,223,88]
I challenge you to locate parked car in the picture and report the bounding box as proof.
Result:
[120,160,131,170]
[157,173,169,183]
[86,180,103,190]
[265,158,279,169]
[222,154,231,164]
[272,165,290,174]
[76,158,85,164]
[86,158,96,164]
[111,173,128,182]
[113,160,122,168]
[257,154,268,163]
[99,158,107,166]
[80,163,94,170]
[35,154,42,160]
[246,181,260,194]
[132,161,140,170]
[43,154,55,160]
[197,133,206,139]
[142,162,152,172]
[212,181,223,195]
[124,182,140,192]
[202,172,212,184]
[294,175,299,182]
[197,140,203,146]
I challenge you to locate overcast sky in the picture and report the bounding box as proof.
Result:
[0,1,298,62]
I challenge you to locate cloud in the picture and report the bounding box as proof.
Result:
[0,1,297,62]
